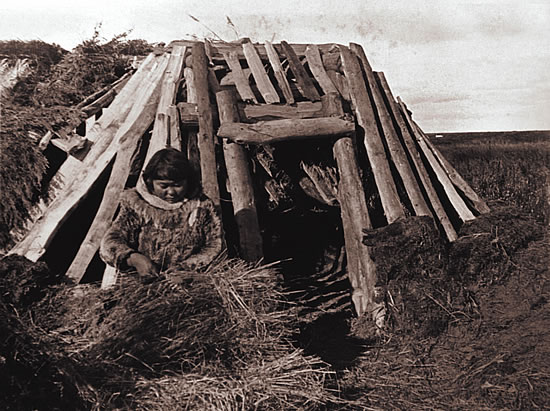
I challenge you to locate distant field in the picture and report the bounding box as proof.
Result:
[429,130,550,224]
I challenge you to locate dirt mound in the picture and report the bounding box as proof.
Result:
[339,204,550,409]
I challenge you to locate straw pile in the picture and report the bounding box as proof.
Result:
[15,258,340,410]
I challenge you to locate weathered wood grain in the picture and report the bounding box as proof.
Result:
[398,97,476,223]
[194,42,221,206]
[304,44,339,95]
[280,41,321,101]
[376,72,457,241]
[242,41,279,103]
[350,43,431,218]
[265,41,295,104]
[218,117,356,144]
[222,50,257,102]
[340,44,404,223]
[217,89,263,261]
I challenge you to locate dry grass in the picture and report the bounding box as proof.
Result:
[22,258,342,410]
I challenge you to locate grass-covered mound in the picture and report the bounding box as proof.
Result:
[0,257,341,410]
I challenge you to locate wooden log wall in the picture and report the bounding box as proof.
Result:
[10,40,488,320]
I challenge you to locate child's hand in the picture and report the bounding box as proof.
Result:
[127,253,159,280]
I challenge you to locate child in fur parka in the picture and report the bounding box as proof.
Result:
[100,148,223,282]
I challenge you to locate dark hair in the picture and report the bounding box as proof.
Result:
[142,148,200,198]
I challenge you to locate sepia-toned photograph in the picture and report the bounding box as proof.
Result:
[1,1,549,409]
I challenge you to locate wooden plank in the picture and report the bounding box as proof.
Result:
[304,44,339,95]
[101,265,117,289]
[167,105,182,151]
[242,41,279,103]
[323,93,379,319]
[218,117,356,144]
[144,45,186,165]
[242,101,323,120]
[416,124,490,214]
[10,54,169,262]
[265,41,295,104]
[398,97,476,223]
[350,43,432,218]
[280,41,321,101]
[193,42,221,207]
[65,69,162,282]
[222,50,257,103]
[216,89,263,261]
[376,72,457,241]
[339,45,404,224]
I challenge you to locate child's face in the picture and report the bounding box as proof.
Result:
[151,179,188,203]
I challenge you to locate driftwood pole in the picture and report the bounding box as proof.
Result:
[222,50,257,103]
[415,124,490,214]
[376,72,458,241]
[193,42,221,207]
[265,41,295,104]
[339,45,405,224]
[324,93,384,322]
[216,89,263,261]
[280,41,321,101]
[350,43,432,218]
[398,97,476,223]
[242,41,279,104]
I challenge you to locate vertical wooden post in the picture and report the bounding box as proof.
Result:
[324,92,384,323]
[376,72,458,241]
[339,45,405,224]
[216,89,263,261]
[193,42,221,207]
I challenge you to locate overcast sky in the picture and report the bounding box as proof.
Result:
[1,0,548,132]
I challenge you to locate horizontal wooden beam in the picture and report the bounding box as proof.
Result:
[218,116,356,144]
